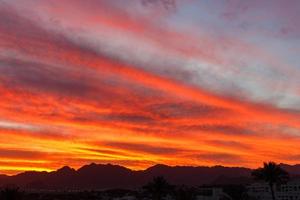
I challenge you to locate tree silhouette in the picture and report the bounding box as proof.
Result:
[143,176,173,200]
[251,162,289,200]
[173,185,196,200]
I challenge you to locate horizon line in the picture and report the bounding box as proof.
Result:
[1,162,297,177]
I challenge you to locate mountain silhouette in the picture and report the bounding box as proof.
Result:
[279,163,300,175]
[0,163,299,190]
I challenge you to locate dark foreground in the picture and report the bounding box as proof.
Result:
[0,184,250,200]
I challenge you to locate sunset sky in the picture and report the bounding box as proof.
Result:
[0,0,300,175]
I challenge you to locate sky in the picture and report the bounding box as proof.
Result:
[0,0,300,175]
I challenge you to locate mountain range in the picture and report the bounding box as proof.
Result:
[0,163,299,190]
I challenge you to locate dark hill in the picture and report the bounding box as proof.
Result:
[0,163,299,190]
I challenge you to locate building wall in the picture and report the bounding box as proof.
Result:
[247,180,300,200]
[197,188,231,200]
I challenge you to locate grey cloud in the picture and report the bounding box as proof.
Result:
[72,112,155,125]
[0,59,97,97]
[146,102,228,119]
[179,124,253,135]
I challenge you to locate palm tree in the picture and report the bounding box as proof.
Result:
[143,176,173,200]
[251,162,289,200]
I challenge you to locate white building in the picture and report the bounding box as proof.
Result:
[113,195,136,200]
[196,187,232,200]
[247,179,300,200]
